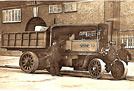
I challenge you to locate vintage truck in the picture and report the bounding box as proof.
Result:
[1,23,127,80]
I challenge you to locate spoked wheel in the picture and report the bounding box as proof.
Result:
[111,60,128,80]
[19,51,39,73]
[88,58,105,79]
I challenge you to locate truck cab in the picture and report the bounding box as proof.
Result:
[51,23,108,53]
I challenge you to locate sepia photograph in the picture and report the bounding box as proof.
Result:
[0,0,134,90]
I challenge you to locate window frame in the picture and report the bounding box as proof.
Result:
[33,7,38,17]
[64,3,77,13]
[121,38,134,49]
[121,35,134,49]
[49,5,62,14]
[2,9,21,23]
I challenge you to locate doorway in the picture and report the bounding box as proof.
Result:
[25,17,46,31]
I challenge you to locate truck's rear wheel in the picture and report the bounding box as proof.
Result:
[111,60,128,80]
[88,58,105,79]
[19,51,39,73]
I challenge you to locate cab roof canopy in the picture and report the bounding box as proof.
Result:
[51,23,108,35]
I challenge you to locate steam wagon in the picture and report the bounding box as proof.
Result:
[1,23,127,79]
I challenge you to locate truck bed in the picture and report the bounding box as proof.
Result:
[1,31,49,49]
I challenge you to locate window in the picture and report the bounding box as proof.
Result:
[64,3,77,12]
[49,5,62,14]
[2,9,21,23]
[79,31,97,40]
[121,35,134,48]
[33,7,38,17]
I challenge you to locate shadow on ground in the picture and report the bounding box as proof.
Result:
[1,66,134,81]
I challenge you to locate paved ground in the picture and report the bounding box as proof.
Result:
[1,56,134,90]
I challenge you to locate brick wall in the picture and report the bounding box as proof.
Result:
[55,1,104,24]
[120,1,134,30]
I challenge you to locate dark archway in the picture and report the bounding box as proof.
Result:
[25,17,46,31]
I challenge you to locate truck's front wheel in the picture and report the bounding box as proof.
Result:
[111,60,128,80]
[19,51,39,73]
[88,58,105,79]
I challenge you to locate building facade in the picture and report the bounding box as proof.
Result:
[0,1,106,33]
[0,1,133,58]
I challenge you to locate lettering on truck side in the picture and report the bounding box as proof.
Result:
[80,44,96,47]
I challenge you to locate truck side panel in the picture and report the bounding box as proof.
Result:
[1,31,48,49]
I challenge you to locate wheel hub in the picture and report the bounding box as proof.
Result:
[93,65,98,71]
[25,59,30,66]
